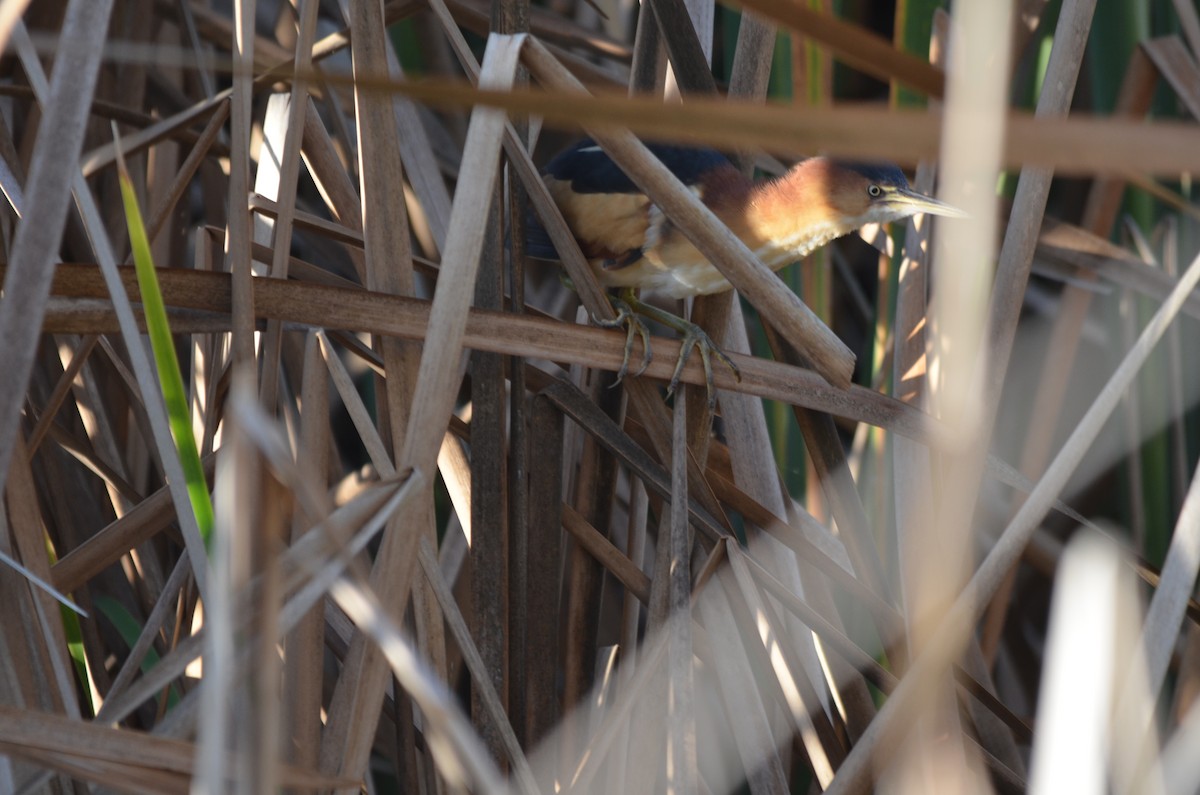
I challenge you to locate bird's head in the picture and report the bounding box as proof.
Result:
[790,158,966,230]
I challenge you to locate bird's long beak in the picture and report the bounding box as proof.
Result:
[890,188,968,218]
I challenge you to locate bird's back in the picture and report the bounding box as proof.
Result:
[540,139,732,196]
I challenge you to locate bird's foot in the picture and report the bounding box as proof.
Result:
[593,295,652,384]
[666,321,741,411]
[615,291,740,411]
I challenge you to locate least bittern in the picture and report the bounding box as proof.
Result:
[528,139,964,404]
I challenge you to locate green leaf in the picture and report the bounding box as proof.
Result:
[94,595,180,708]
[61,604,93,716]
[114,138,214,548]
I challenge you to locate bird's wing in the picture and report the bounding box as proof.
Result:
[527,139,734,265]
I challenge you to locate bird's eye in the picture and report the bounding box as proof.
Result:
[867,185,882,198]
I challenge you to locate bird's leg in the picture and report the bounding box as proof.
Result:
[619,292,741,410]
[592,287,653,384]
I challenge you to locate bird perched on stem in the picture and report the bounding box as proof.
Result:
[528,138,965,405]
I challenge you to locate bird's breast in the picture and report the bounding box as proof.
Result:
[597,233,734,298]
[594,214,849,299]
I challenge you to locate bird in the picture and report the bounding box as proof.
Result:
[527,138,965,405]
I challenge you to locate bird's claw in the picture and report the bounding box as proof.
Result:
[665,322,741,411]
[593,290,739,411]
[593,297,652,385]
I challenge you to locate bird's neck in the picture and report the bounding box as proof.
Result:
[753,170,859,264]
[729,167,860,269]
